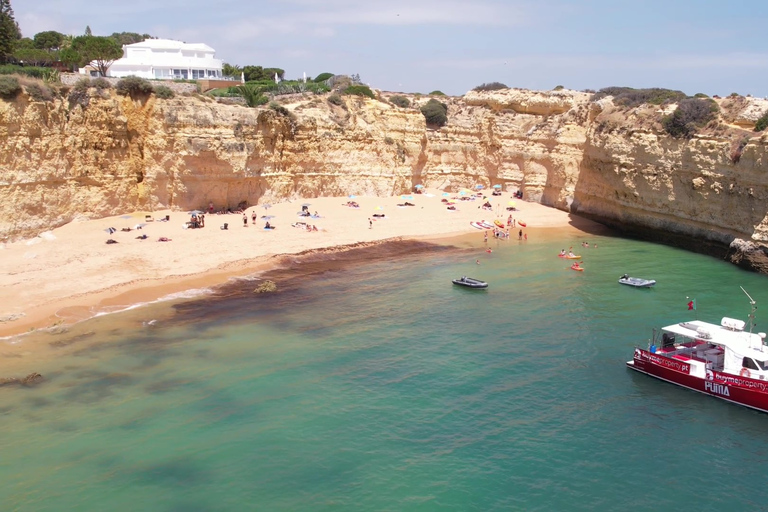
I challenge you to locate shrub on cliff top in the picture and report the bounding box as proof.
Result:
[662,98,719,138]
[420,98,448,127]
[389,95,410,108]
[0,76,21,99]
[343,84,375,99]
[472,82,508,92]
[68,78,91,107]
[313,72,334,83]
[24,82,53,102]
[327,93,344,106]
[429,90,446,96]
[755,110,768,132]
[593,87,687,107]
[154,85,175,99]
[91,77,112,90]
[116,76,153,97]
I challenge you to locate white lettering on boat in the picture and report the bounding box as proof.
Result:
[635,351,690,373]
[704,381,731,396]
[714,374,768,392]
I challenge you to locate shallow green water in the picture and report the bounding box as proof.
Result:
[3,233,768,511]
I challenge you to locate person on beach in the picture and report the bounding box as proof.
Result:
[518,229,522,240]
[208,201,214,214]
[369,218,372,229]
[476,259,480,265]
[507,215,512,227]
[243,214,248,227]
[484,231,488,243]
[251,211,257,224]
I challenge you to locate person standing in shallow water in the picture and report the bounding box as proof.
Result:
[518,229,522,240]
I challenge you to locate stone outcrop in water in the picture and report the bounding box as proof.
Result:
[0,372,44,387]
[0,85,766,271]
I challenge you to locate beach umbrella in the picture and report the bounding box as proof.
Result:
[262,215,275,220]
[401,195,414,200]
[301,203,311,207]
[120,214,133,219]
[475,184,484,190]
[348,194,357,199]
[493,184,502,189]
[414,184,424,189]
[375,206,384,210]
[508,200,517,207]
[134,223,147,229]
[262,203,272,211]
[442,192,449,197]
[189,210,203,215]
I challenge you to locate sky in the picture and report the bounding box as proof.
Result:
[14,0,768,97]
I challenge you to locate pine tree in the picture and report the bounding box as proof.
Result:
[0,0,21,63]
[85,25,92,36]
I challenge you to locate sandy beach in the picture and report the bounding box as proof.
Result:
[0,190,599,338]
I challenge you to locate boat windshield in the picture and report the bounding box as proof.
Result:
[756,360,768,371]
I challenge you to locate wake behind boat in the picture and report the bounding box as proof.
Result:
[452,276,488,289]
[627,289,768,413]
[619,274,656,288]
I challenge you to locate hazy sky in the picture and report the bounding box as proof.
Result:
[15,0,768,97]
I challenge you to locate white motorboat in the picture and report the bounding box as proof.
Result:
[619,274,656,288]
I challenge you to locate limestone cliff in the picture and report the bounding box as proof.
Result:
[1,84,767,272]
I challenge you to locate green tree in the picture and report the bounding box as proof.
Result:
[222,62,242,78]
[33,30,65,51]
[0,0,21,63]
[84,25,92,36]
[12,48,53,66]
[15,36,33,49]
[59,46,81,70]
[109,32,151,45]
[71,35,123,76]
[242,65,285,82]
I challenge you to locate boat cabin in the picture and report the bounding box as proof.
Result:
[651,317,768,379]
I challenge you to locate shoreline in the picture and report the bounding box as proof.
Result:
[0,192,605,341]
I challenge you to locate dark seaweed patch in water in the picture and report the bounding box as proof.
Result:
[131,457,212,488]
[166,502,216,512]
[25,396,53,408]
[49,330,96,348]
[145,378,189,395]
[63,371,135,403]
[171,239,460,330]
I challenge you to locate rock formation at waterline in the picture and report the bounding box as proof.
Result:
[0,84,766,272]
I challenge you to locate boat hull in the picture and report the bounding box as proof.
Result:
[627,348,768,414]
[619,278,656,287]
[452,278,488,289]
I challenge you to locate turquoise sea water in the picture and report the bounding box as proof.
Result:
[3,231,768,511]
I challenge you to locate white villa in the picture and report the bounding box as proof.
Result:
[105,39,224,80]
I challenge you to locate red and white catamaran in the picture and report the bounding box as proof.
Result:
[627,288,768,413]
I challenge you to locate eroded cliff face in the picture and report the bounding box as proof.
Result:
[1,86,767,271]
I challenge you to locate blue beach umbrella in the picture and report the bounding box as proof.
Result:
[493,184,502,189]
[414,184,424,189]
[475,184,484,190]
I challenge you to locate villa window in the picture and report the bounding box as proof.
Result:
[173,69,188,79]
[191,69,206,79]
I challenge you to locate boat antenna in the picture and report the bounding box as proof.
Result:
[740,286,757,334]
